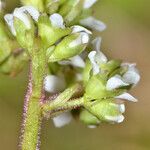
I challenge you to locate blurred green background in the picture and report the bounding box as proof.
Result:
[0,0,150,149]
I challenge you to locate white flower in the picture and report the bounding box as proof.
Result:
[105,103,125,123]
[58,25,91,68]
[122,63,140,86]
[69,25,91,48]
[106,63,140,91]
[49,13,65,29]
[92,37,108,63]
[53,112,72,128]
[80,16,106,32]
[83,0,97,9]
[4,6,40,36]
[88,37,108,75]
[44,75,66,93]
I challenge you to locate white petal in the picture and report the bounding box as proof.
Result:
[92,37,108,63]
[106,75,129,90]
[118,104,125,113]
[59,55,85,68]
[105,115,124,123]
[80,17,106,32]
[19,6,40,22]
[53,112,72,128]
[70,55,85,68]
[123,64,140,85]
[69,32,89,47]
[13,8,31,29]
[96,51,108,64]
[92,37,102,51]
[88,51,100,75]
[115,93,138,102]
[4,14,16,36]
[71,25,92,34]
[84,0,97,9]
[50,13,65,29]
[44,75,66,93]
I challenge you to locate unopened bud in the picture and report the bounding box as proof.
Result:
[4,6,39,49]
[49,31,90,62]
[85,99,125,123]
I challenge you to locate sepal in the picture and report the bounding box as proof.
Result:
[80,109,100,126]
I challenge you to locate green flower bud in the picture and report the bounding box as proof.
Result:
[80,109,100,126]
[38,14,71,48]
[85,99,125,123]
[14,16,35,50]
[21,0,44,12]
[4,6,40,50]
[49,31,90,62]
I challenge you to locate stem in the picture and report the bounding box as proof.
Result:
[60,97,84,110]
[42,97,84,117]
[20,48,46,150]
[43,83,83,110]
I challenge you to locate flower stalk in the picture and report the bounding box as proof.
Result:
[21,47,47,150]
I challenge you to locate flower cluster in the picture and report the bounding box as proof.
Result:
[81,37,140,126]
[21,0,106,31]
[1,1,140,129]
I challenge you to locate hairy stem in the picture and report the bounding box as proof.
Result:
[42,97,84,117]
[20,48,46,150]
